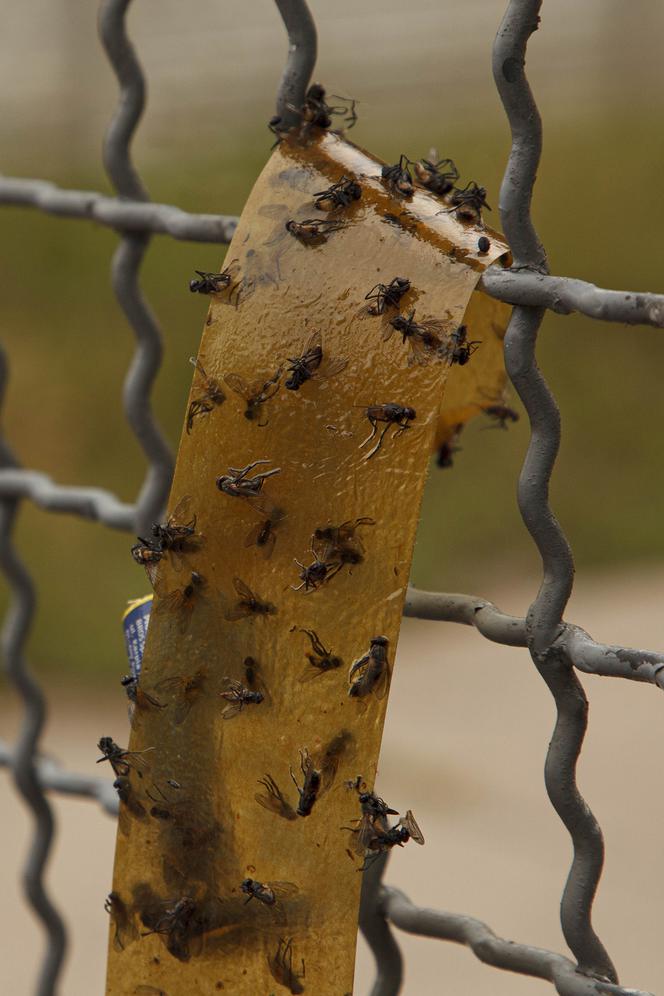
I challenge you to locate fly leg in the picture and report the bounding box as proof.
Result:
[360,415,379,449]
[364,422,391,461]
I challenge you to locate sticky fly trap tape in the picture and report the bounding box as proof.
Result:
[105,134,509,995]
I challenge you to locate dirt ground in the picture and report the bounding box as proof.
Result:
[1,565,663,995]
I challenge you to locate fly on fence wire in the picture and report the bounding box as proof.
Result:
[1,0,663,994]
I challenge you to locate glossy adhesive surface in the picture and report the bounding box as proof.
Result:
[105,133,509,996]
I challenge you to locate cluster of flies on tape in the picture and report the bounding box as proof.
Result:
[102,85,517,991]
[190,83,518,467]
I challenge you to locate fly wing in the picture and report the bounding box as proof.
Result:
[221,701,243,720]
[172,695,195,726]
[259,530,277,559]
[352,814,377,854]
[372,662,390,701]
[145,561,160,589]
[224,604,252,622]
[419,317,447,337]
[135,686,166,711]
[349,651,371,680]
[168,494,194,528]
[298,662,329,683]
[269,882,299,901]
[407,337,433,367]
[401,809,425,844]
[157,589,185,616]
[318,730,352,793]
[302,329,322,356]
[232,577,255,601]
[224,372,250,399]
[154,675,184,694]
[244,521,264,547]
[321,355,348,379]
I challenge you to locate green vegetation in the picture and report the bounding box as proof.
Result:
[2,112,663,680]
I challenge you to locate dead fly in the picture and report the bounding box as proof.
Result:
[121,674,165,713]
[290,732,351,817]
[442,324,481,366]
[291,83,358,137]
[225,577,276,621]
[223,370,281,426]
[241,878,299,907]
[344,809,424,870]
[154,571,206,631]
[220,677,264,719]
[141,897,203,961]
[283,330,347,391]
[131,537,163,575]
[312,517,375,567]
[291,540,343,593]
[189,260,239,296]
[186,357,225,434]
[347,777,399,821]
[215,459,281,515]
[360,403,416,460]
[380,155,414,197]
[386,311,447,366]
[244,509,285,559]
[364,276,410,316]
[314,176,361,212]
[105,891,139,951]
[96,737,155,779]
[150,495,202,560]
[154,667,207,725]
[447,182,491,225]
[413,155,459,197]
[481,402,519,430]
[255,774,298,821]
[268,937,306,995]
[348,636,390,699]
[291,626,343,681]
[114,774,148,835]
[285,218,345,243]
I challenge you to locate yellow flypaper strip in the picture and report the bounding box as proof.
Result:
[105,133,509,996]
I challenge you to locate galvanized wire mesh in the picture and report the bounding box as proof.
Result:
[1,0,662,994]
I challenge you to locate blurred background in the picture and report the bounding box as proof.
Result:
[1,1,663,993]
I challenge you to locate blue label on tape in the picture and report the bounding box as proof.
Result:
[122,596,152,679]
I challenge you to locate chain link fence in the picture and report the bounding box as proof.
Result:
[1,0,662,993]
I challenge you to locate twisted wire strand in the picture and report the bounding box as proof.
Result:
[494,0,616,982]
[0,469,134,529]
[0,347,67,994]
[380,887,654,996]
[99,0,174,538]
[359,853,403,996]
[480,268,664,327]
[0,741,119,817]
[5,173,664,331]
[0,176,237,242]
[404,588,664,689]
[273,0,318,128]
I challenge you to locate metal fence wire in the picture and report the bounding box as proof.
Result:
[1,0,663,994]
